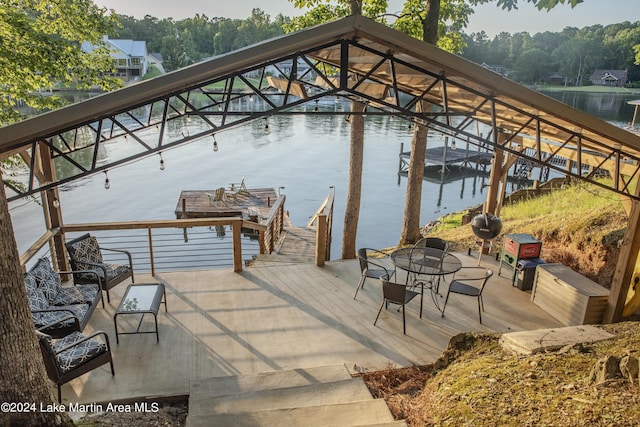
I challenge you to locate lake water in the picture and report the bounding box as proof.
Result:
[8,91,639,263]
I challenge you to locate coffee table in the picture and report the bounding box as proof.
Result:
[114,283,167,344]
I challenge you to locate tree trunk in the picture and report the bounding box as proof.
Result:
[422,0,441,44]
[349,0,362,15]
[341,100,366,259]
[398,0,440,246]
[0,170,71,426]
[399,101,429,246]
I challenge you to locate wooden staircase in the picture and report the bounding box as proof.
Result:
[186,364,407,426]
[252,226,317,266]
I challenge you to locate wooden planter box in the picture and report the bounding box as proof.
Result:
[531,263,609,326]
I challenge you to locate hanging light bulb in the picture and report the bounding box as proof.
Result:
[104,171,110,190]
[264,117,270,134]
[159,152,165,170]
[52,198,60,209]
[249,94,254,102]
[212,134,219,152]
[314,100,319,112]
[451,140,457,151]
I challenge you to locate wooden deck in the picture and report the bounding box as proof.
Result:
[59,252,562,405]
[175,188,278,219]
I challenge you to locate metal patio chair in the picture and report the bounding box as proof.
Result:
[354,248,395,299]
[441,267,494,324]
[374,279,423,335]
[65,233,134,303]
[37,327,115,403]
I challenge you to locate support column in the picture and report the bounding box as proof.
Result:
[485,132,507,215]
[38,143,69,275]
[316,213,327,267]
[604,179,640,323]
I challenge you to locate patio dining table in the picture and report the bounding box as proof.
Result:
[391,247,462,312]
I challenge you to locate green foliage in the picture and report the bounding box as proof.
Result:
[115,9,287,71]
[0,0,122,124]
[463,21,640,86]
[286,0,586,54]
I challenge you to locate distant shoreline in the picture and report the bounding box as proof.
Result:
[535,84,640,95]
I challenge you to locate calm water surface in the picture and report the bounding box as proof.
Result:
[9,92,639,261]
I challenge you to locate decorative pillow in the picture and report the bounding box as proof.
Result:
[28,288,50,311]
[67,236,104,271]
[30,257,62,302]
[24,273,38,294]
[53,332,107,373]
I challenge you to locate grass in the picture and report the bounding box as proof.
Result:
[363,323,640,426]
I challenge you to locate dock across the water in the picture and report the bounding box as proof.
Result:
[174,187,279,220]
[399,144,493,172]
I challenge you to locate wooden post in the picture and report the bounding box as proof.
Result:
[148,228,155,277]
[485,133,506,214]
[232,219,242,272]
[316,213,327,267]
[604,191,640,323]
[38,143,70,276]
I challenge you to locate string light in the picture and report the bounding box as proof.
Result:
[249,94,254,102]
[450,140,457,150]
[313,100,319,112]
[264,117,270,134]
[52,198,60,209]
[212,134,219,152]
[159,152,165,170]
[104,171,110,190]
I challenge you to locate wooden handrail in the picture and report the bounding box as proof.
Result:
[19,228,58,267]
[308,191,335,262]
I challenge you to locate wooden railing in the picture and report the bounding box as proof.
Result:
[308,190,335,264]
[253,195,286,255]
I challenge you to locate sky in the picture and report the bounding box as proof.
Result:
[95,0,639,37]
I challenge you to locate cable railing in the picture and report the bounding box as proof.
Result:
[19,218,262,275]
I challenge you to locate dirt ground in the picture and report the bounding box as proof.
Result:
[74,400,188,426]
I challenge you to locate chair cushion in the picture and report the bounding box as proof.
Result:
[75,264,130,283]
[67,236,104,271]
[32,304,89,330]
[50,284,100,306]
[53,332,107,374]
[30,257,62,302]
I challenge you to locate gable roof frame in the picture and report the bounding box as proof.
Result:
[1,15,640,203]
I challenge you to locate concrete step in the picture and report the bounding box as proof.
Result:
[189,364,352,404]
[190,377,374,415]
[186,399,396,427]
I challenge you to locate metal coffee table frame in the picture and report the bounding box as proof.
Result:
[114,283,167,344]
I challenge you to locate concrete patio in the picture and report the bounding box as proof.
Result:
[58,251,561,405]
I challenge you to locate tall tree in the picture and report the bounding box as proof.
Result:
[0,0,121,124]
[0,1,121,423]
